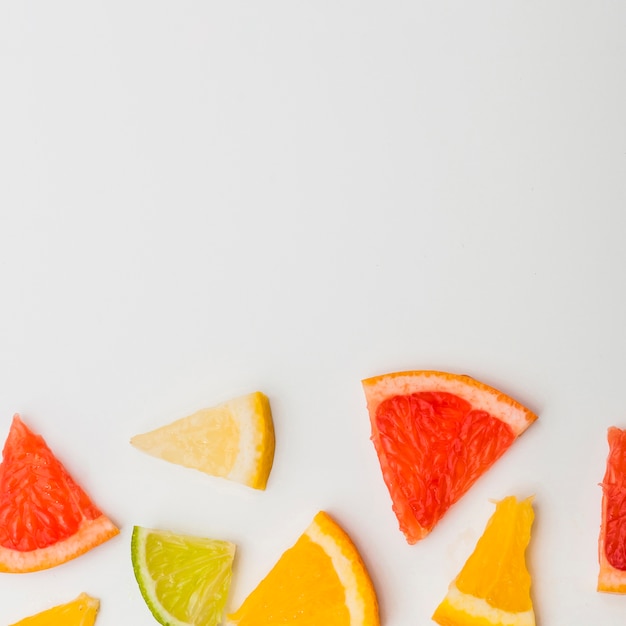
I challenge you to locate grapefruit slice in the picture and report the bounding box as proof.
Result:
[9,592,99,626]
[131,391,275,490]
[598,426,626,593]
[432,495,536,626]
[0,415,119,573]
[226,511,379,625]
[362,371,537,543]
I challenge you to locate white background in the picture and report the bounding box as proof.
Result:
[1,2,626,624]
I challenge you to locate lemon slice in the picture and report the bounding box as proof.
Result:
[227,511,380,625]
[9,593,99,625]
[132,526,236,626]
[130,391,275,489]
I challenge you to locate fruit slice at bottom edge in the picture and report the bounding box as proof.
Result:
[598,426,626,593]
[362,370,537,543]
[132,526,236,626]
[9,592,99,626]
[226,511,380,626]
[130,391,275,490]
[0,414,119,573]
[432,496,535,626]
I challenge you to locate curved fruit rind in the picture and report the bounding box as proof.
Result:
[0,515,119,573]
[132,526,236,626]
[305,512,380,626]
[227,511,380,626]
[362,371,537,436]
[9,592,99,626]
[598,426,626,593]
[130,391,275,490]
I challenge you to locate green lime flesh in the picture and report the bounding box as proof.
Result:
[131,526,236,626]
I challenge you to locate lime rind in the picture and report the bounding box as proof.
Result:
[132,526,236,626]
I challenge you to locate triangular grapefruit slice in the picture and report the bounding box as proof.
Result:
[598,426,626,593]
[0,415,119,572]
[362,371,537,543]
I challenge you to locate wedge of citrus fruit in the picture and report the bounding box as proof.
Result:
[132,525,236,626]
[0,415,119,573]
[226,511,379,626]
[362,371,537,543]
[9,592,99,626]
[130,391,275,490]
[598,426,626,593]
[432,495,535,626]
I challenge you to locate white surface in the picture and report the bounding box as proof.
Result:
[1,2,626,624]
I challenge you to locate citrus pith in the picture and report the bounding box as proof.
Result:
[363,371,537,543]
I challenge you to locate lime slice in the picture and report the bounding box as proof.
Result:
[132,526,236,626]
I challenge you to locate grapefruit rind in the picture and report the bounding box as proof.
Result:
[363,371,537,543]
[362,371,537,437]
[130,391,275,490]
[0,515,119,573]
[9,592,99,626]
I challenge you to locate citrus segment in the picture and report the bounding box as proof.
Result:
[131,391,275,490]
[0,415,119,572]
[598,426,626,593]
[227,511,379,626]
[362,371,537,543]
[432,496,535,626]
[9,592,99,626]
[132,526,236,626]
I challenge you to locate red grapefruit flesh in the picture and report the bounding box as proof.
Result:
[362,371,537,543]
[598,426,626,593]
[0,414,119,572]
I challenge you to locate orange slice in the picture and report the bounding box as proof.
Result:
[432,495,535,626]
[226,511,379,625]
[131,391,275,490]
[598,426,626,593]
[0,415,119,572]
[363,371,537,543]
[9,592,99,625]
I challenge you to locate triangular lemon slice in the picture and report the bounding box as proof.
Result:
[432,496,535,626]
[9,593,99,626]
[131,391,275,490]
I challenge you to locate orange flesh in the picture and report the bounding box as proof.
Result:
[0,416,103,551]
[455,496,534,612]
[602,427,626,570]
[375,392,515,534]
[228,533,350,624]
